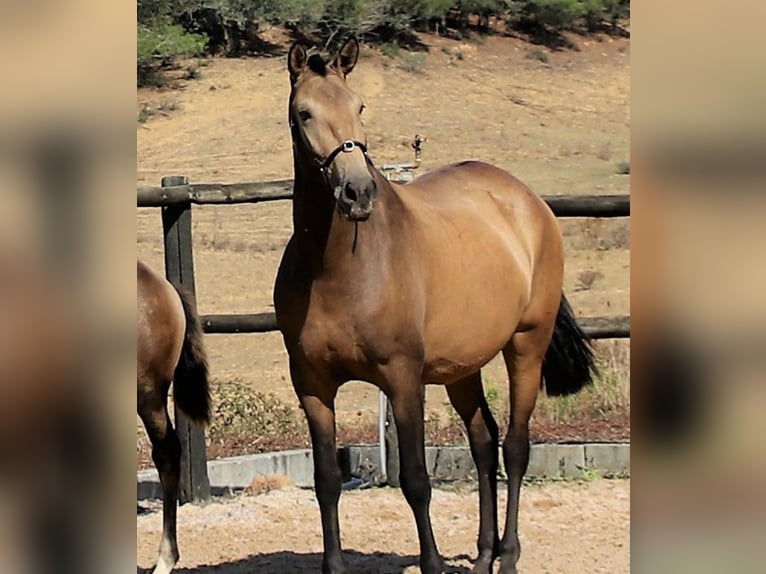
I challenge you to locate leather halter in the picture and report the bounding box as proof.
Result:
[290,118,372,176]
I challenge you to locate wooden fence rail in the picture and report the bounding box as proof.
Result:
[139,175,630,502]
[138,181,630,217]
[200,312,630,339]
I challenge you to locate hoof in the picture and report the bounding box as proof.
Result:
[498,556,519,574]
[151,554,178,574]
[498,538,521,574]
[470,553,495,574]
[421,556,447,574]
[321,556,346,574]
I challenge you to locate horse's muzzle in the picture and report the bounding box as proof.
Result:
[336,179,376,222]
[345,201,373,221]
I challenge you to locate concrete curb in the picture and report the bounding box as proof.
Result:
[137,443,629,501]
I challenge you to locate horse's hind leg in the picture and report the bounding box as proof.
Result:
[138,382,181,574]
[446,372,499,574]
[498,328,551,574]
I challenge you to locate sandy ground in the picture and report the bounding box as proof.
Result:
[137,479,629,573]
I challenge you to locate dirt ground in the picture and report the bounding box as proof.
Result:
[137,479,630,573]
[137,30,630,438]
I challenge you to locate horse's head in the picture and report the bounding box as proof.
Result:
[287,37,376,222]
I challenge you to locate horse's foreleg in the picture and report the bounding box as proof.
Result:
[387,364,445,574]
[498,332,546,574]
[291,361,345,574]
[446,372,499,574]
[139,391,181,574]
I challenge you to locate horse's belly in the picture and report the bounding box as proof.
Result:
[421,303,522,384]
[419,252,529,384]
[422,349,501,384]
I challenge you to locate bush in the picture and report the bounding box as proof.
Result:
[358,0,455,37]
[138,23,207,64]
[581,0,629,31]
[527,47,549,62]
[458,0,506,16]
[205,0,324,28]
[320,0,389,41]
[581,0,605,31]
[514,0,629,32]
[517,0,587,31]
[604,0,630,21]
[207,379,307,444]
[138,23,207,86]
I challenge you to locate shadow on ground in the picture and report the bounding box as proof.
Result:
[138,550,473,573]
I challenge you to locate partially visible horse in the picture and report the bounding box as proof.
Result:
[137,260,210,574]
[274,38,596,574]
[0,248,119,573]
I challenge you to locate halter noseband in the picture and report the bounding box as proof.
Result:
[318,139,370,174]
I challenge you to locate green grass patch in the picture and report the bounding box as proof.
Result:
[527,48,549,63]
[381,42,401,58]
[485,382,501,409]
[400,52,427,74]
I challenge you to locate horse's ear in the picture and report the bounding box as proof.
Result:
[332,37,360,77]
[288,43,309,83]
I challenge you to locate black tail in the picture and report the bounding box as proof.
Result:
[542,294,597,397]
[173,288,211,424]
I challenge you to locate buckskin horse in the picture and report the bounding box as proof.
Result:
[137,260,210,574]
[273,38,596,574]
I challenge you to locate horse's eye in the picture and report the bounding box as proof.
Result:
[359,104,366,115]
[298,110,311,122]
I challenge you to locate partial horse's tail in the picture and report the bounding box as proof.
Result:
[542,293,597,396]
[173,288,211,424]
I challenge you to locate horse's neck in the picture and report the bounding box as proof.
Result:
[292,163,401,280]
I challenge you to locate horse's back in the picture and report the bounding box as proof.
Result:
[407,160,547,211]
[137,261,185,386]
[404,160,555,248]
[399,159,559,273]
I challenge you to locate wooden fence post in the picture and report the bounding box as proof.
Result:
[160,175,211,504]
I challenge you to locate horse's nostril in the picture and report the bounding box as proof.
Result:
[344,184,358,202]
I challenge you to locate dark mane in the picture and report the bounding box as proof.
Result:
[307,54,327,76]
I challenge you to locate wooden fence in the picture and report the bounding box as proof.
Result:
[138,175,630,503]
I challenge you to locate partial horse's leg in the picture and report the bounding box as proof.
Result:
[138,384,181,574]
[446,372,500,574]
[498,331,548,574]
[290,360,345,574]
[387,363,445,574]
